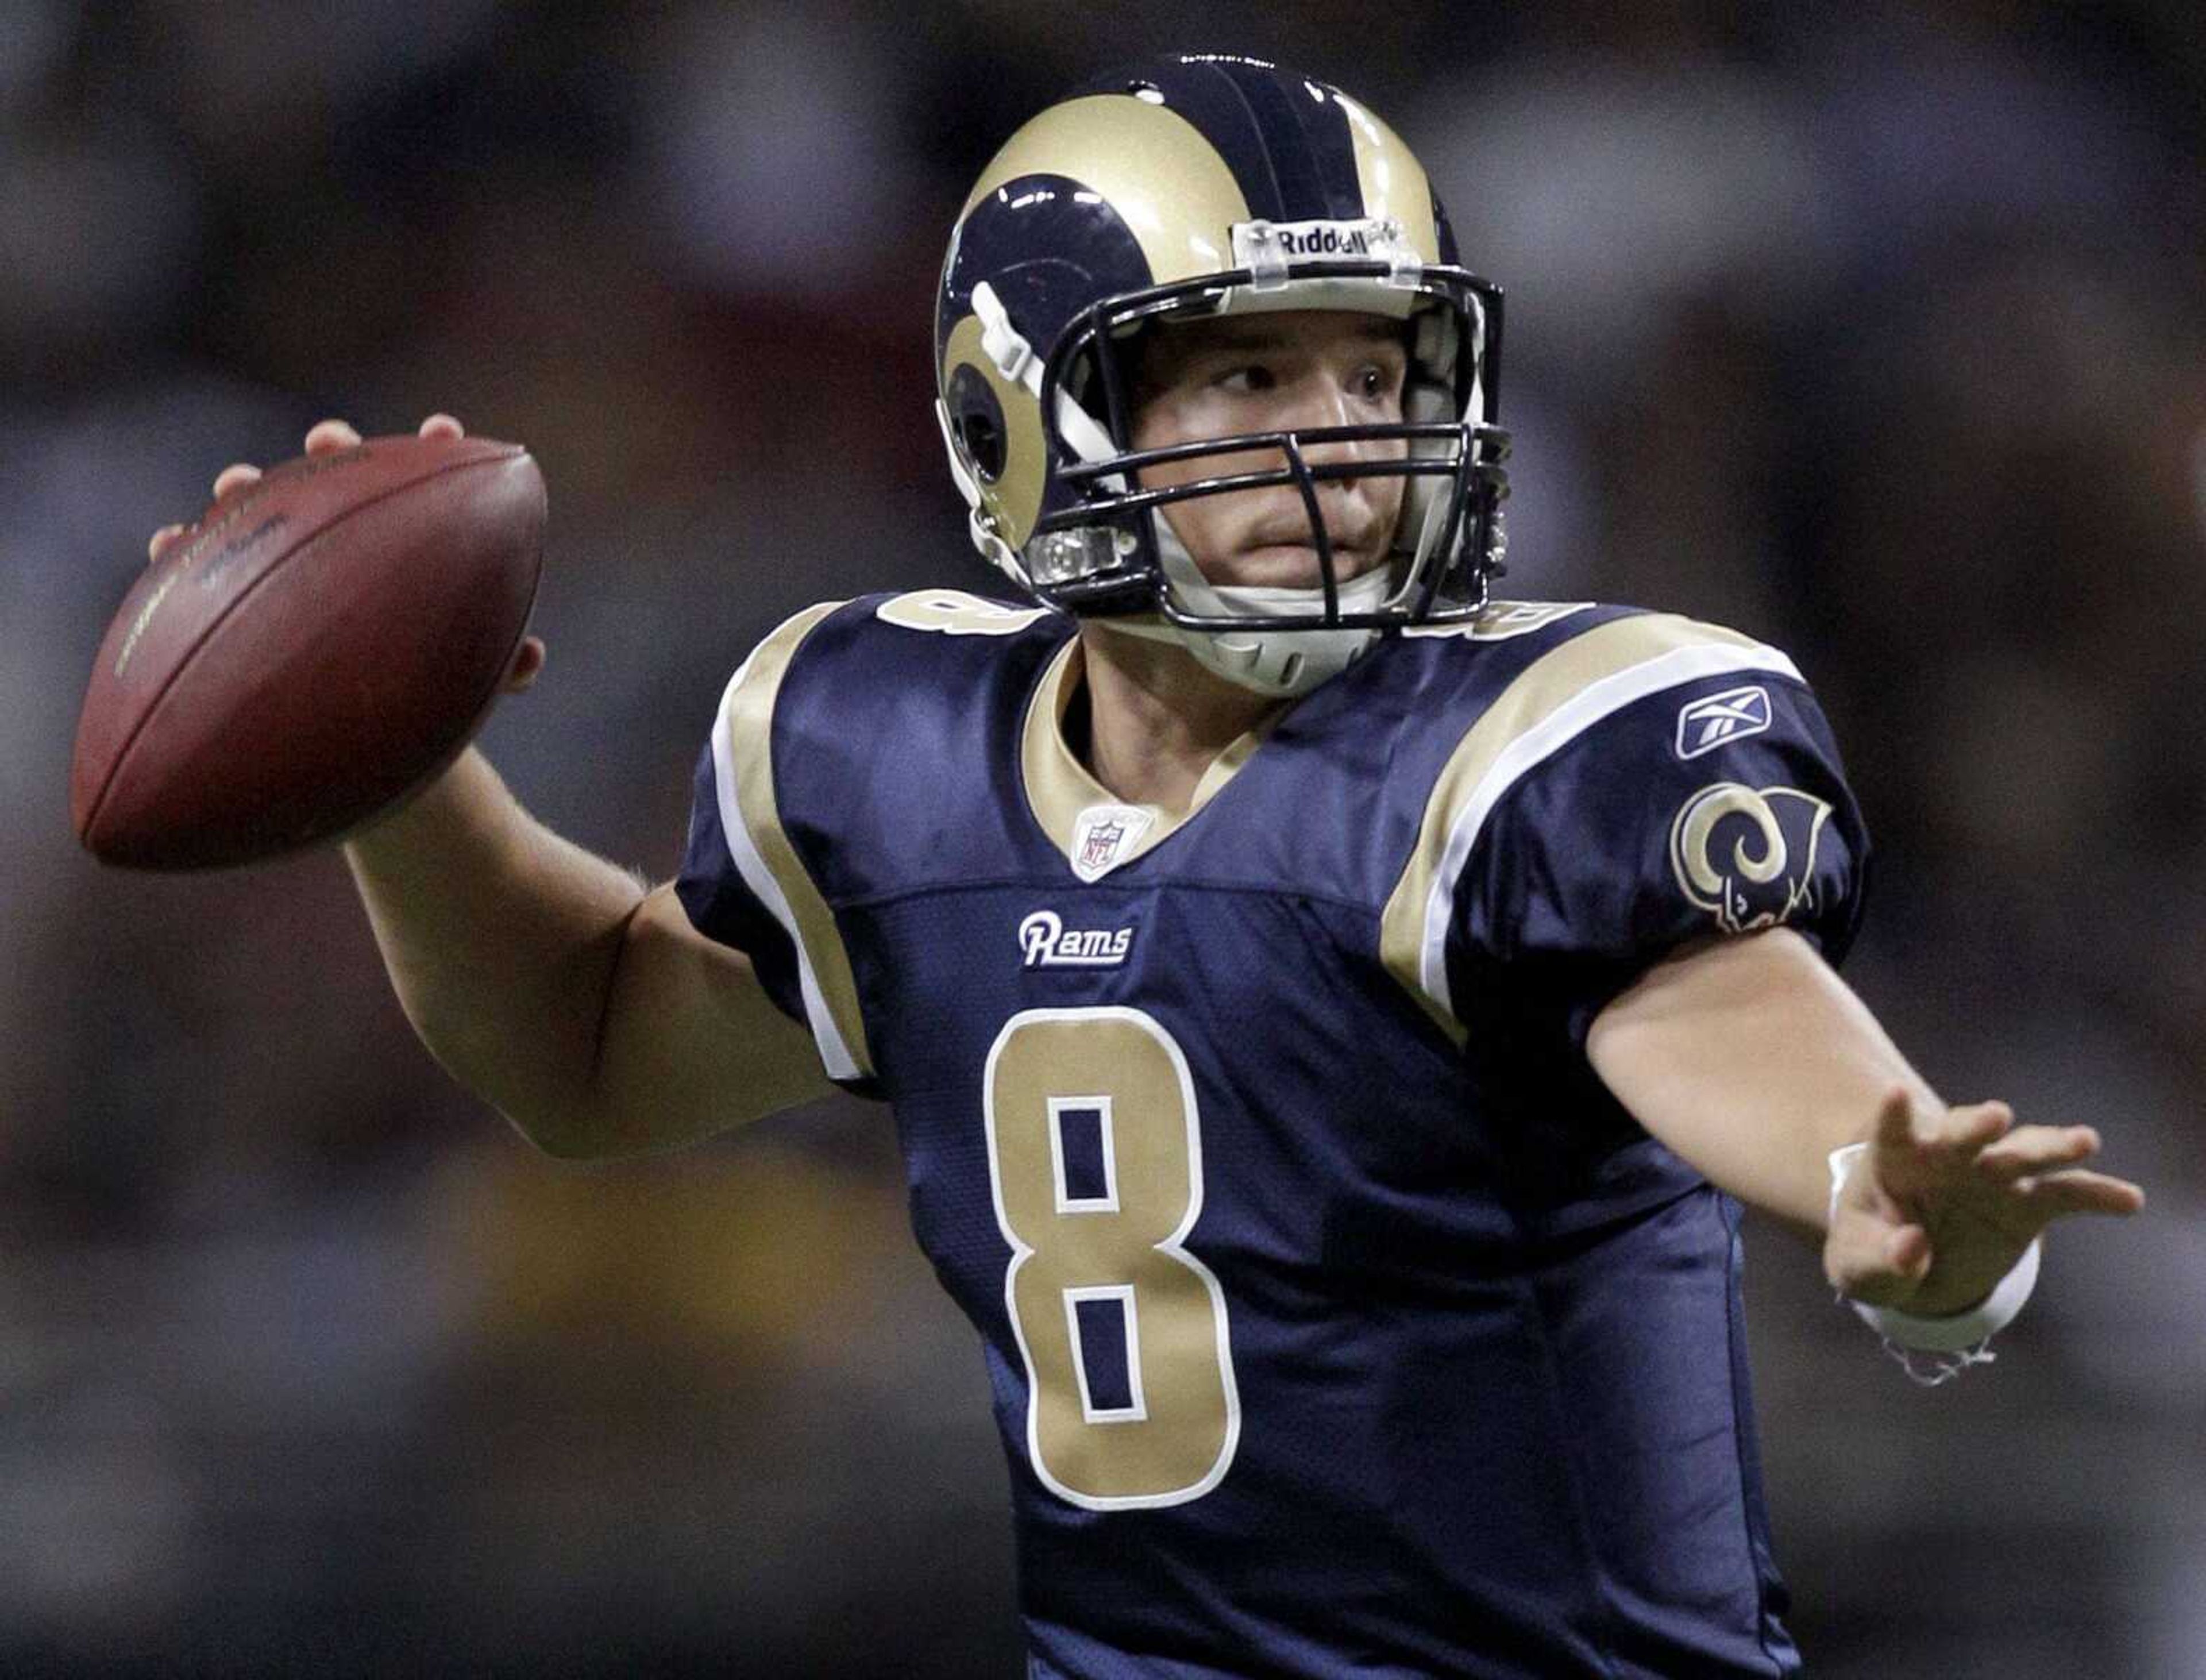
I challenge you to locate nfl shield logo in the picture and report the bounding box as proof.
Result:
[1069,803,1155,883]
[1078,822,1125,873]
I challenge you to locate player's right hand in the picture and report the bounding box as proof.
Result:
[1825,1088,2146,1317]
[146,413,547,695]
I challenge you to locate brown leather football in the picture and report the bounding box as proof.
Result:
[71,433,546,869]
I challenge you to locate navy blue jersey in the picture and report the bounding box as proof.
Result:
[675,591,1867,1679]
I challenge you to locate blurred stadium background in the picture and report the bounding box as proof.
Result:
[2,2,2202,1674]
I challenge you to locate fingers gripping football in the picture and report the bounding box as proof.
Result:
[84,414,547,868]
[144,415,542,692]
[1825,1088,2146,1317]
[151,414,464,555]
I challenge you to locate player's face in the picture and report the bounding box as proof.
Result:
[1129,311,1410,591]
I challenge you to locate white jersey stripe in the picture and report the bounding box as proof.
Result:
[709,640,862,1084]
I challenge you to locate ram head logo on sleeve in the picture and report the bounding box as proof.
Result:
[1668,783,1834,935]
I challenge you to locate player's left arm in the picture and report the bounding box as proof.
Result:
[1586,928,2145,1317]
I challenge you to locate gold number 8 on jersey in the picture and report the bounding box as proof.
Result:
[983,1007,1241,1509]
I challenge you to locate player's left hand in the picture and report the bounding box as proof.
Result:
[1824,1089,2146,1318]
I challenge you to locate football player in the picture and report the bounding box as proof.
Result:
[162,52,2143,1680]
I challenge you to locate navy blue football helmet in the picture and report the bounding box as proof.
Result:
[935,53,1509,695]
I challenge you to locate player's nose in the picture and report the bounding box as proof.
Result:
[1281,381,1403,479]
[1276,375,1358,437]
[1295,432,1399,515]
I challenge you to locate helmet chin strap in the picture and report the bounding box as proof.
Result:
[1105,515,1387,699]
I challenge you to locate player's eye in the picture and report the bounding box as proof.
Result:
[1217,364,1276,394]
[1352,363,1401,402]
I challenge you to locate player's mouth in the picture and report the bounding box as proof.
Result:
[1235,519,1387,587]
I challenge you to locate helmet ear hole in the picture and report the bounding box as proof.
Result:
[948,364,1009,483]
[962,413,1006,481]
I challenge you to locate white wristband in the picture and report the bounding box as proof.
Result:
[1826,1141,2042,1354]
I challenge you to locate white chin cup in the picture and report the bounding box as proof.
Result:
[1103,515,1386,699]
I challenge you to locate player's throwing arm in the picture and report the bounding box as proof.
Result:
[111,415,831,1157]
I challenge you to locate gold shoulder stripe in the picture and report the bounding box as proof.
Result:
[1379,615,1803,1042]
[711,600,874,1083]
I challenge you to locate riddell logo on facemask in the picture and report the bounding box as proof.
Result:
[1276,224,1374,256]
[1231,217,1403,267]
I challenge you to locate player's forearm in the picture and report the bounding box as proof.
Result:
[1586,930,1941,1237]
[343,746,646,1149]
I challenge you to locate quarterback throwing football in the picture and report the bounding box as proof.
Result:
[160,53,2143,1679]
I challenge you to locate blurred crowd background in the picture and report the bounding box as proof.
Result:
[2,2,2201,1675]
